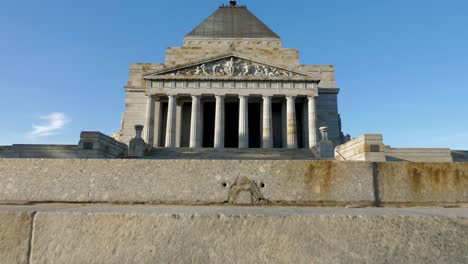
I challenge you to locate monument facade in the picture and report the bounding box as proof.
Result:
[118,1,346,150]
[0,1,466,162]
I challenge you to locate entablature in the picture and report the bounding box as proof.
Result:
[146,79,318,97]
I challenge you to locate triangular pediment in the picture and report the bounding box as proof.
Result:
[143,55,311,80]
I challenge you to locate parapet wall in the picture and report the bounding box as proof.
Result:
[0,159,467,263]
[0,159,466,205]
[335,134,456,162]
[0,132,127,159]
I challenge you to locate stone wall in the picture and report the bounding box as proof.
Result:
[1,205,466,264]
[0,132,127,159]
[385,147,453,162]
[301,65,337,88]
[317,88,343,145]
[119,91,147,145]
[166,38,300,69]
[377,162,468,203]
[335,134,386,161]
[0,159,466,205]
[335,134,456,163]
[0,159,466,263]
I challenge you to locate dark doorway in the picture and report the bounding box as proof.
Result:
[272,103,283,148]
[159,102,168,147]
[248,102,261,148]
[296,102,304,148]
[225,102,239,148]
[202,102,215,147]
[180,103,192,147]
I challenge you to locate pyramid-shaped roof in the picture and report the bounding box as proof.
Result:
[186,5,280,39]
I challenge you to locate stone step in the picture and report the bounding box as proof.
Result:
[145,148,319,160]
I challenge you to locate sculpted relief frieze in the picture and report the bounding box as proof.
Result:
[167,57,298,78]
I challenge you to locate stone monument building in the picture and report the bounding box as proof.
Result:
[1,1,466,162]
[118,1,345,150]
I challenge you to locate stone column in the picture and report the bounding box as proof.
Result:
[165,95,177,148]
[175,102,183,147]
[214,95,225,148]
[308,96,318,148]
[190,95,201,148]
[262,96,273,148]
[143,95,155,146]
[286,96,297,149]
[239,95,249,148]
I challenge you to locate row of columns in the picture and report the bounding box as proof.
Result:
[144,95,318,149]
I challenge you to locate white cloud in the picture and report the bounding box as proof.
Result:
[26,113,70,138]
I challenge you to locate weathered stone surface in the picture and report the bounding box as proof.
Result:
[2,159,468,205]
[0,159,374,205]
[377,162,468,203]
[0,208,32,264]
[30,206,468,264]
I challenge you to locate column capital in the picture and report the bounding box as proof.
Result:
[286,95,297,101]
[262,95,273,99]
[215,95,225,99]
[191,94,202,98]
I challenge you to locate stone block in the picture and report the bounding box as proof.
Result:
[29,206,468,264]
[0,208,32,264]
[335,134,386,162]
[377,162,468,203]
[78,131,127,158]
[385,147,453,162]
[0,159,374,205]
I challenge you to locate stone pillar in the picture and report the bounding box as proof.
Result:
[175,102,183,147]
[239,95,249,148]
[286,96,297,149]
[262,96,273,148]
[143,95,155,145]
[190,95,201,148]
[214,95,225,148]
[152,99,162,147]
[308,96,318,148]
[165,95,177,148]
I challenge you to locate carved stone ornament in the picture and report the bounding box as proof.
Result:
[168,57,298,78]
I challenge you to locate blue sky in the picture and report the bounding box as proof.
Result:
[0,0,467,149]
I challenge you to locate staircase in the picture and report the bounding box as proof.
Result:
[145,148,319,160]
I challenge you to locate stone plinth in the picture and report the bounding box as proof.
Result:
[0,205,466,264]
